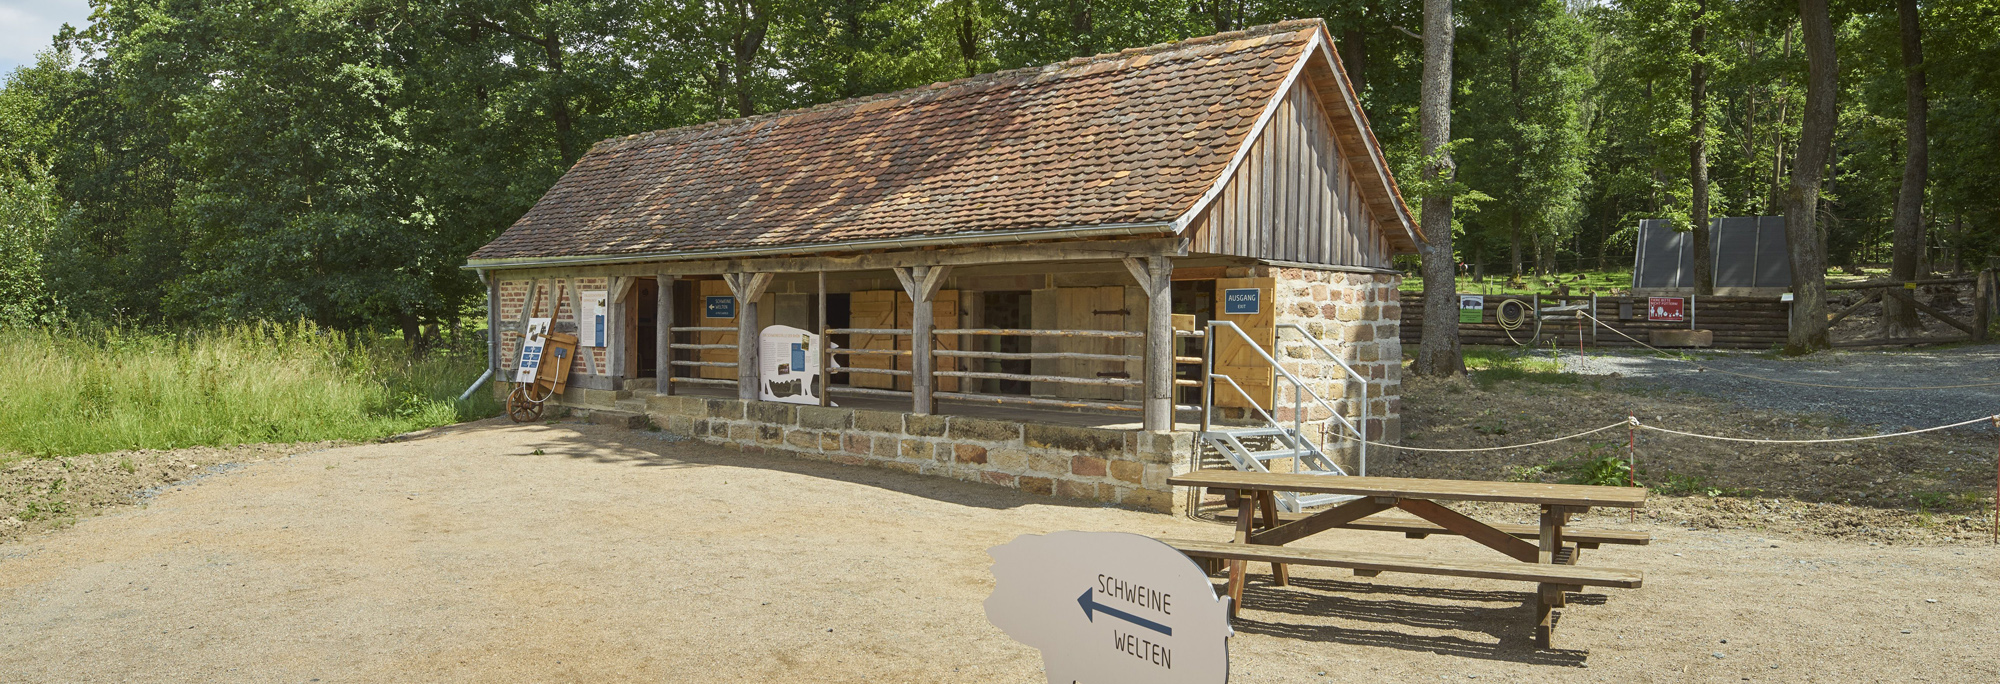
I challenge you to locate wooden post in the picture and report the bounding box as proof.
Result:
[894,266,952,414]
[725,272,774,402]
[657,274,674,396]
[818,271,830,407]
[1124,256,1174,431]
[606,276,626,388]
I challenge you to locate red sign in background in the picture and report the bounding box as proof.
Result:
[1648,297,1686,322]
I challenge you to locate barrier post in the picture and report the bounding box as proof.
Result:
[1628,414,1640,523]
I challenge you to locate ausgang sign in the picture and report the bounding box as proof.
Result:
[986,532,1231,683]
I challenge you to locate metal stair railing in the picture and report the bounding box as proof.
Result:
[1275,323,1371,476]
[1197,320,1372,512]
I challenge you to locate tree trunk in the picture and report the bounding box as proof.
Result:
[1509,216,1523,280]
[1783,0,1836,354]
[729,2,770,118]
[1882,0,1928,337]
[1412,0,1462,378]
[1690,0,1713,295]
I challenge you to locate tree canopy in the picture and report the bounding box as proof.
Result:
[1,0,1993,334]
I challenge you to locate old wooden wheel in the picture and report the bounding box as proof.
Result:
[506,384,550,423]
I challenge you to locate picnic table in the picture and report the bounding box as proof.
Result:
[1162,470,1650,649]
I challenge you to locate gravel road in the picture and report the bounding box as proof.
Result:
[4,421,1997,682]
[1559,345,2000,434]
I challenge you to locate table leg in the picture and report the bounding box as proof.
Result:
[1226,492,1256,617]
[1256,491,1290,587]
[1535,582,1560,649]
[1540,505,1570,608]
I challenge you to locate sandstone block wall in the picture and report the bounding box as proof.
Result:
[643,395,1197,512]
[1261,264,1403,471]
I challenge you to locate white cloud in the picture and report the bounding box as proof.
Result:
[0,0,92,74]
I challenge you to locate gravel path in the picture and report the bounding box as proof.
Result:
[1558,345,2000,434]
[4,421,1998,682]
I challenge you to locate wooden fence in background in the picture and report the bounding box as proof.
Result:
[1399,294,1791,349]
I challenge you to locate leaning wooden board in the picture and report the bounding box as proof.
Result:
[1169,470,1649,508]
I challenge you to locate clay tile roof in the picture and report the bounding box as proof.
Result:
[468,19,1365,265]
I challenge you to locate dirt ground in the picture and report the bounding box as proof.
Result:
[3,420,1996,682]
[1387,373,1998,544]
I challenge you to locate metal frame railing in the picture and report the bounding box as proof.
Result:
[1200,320,1370,476]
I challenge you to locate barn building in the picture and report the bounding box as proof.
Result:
[465,19,1422,512]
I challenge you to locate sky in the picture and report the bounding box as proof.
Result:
[0,0,90,75]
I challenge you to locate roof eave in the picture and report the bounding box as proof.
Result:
[461,221,1178,271]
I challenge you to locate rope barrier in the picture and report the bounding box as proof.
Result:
[1577,309,2000,390]
[1362,414,1997,453]
[1363,421,1629,452]
[1636,414,1999,444]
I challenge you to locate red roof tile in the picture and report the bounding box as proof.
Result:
[469,20,1396,265]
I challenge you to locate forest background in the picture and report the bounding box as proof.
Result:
[0,0,1995,339]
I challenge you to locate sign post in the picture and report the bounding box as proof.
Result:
[986,532,1232,683]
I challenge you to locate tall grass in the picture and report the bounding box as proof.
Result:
[0,322,499,459]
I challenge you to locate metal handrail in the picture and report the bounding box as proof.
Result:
[1276,323,1370,475]
[1201,320,1365,477]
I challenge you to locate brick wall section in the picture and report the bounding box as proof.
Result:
[645,395,1196,512]
[1261,264,1403,470]
[494,277,610,377]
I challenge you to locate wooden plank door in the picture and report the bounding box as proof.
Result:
[1055,286,1128,401]
[698,279,736,380]
[1212,277,1276,409]
[848,290,899,389]
[892,290,959,392]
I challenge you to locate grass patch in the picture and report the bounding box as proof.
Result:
[1461,348,1578,389]
[0,322,498,458]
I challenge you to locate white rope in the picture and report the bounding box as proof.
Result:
[1636,414,1998,444]
[1365,421,1629,452]
[1364,414,1996,453]
[1578,310,2000,390]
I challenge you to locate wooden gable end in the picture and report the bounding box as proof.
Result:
[1187,68,1397,268]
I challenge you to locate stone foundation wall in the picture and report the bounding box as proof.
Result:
[1261,265,1403,470]
[644,395,1196,512]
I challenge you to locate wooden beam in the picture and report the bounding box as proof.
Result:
[896,265,951,414]
[609,274,637,304]
[725,272,773,401]
[1140,255,1174,431]
[1247,496,1393,546]
[484,238,1190,279]
[657,274,674,396]
[1883,286,1981,337]
[1396,499,1541,563]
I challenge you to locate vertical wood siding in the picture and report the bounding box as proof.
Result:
[1192,81,1391,268]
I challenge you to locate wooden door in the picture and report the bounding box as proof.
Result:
[698,279,735,380]
[892,290,959,392]
[1055,286,1128,401]
[1212,277,1275,409]
[848,290,899,389]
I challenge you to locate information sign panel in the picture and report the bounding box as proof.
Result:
[1221,288,1260,315]
[1459,295,1485,323]
[986,532,1231,684]
[1648,297,1686,322]
[706,295,736,319]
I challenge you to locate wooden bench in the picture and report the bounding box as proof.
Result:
[1163,537,1642,648]
[1216,510,1651,550]
[1162,538,1644,589]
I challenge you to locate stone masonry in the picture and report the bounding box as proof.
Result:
[1263,264,1403,471]
[642,394,1197,512]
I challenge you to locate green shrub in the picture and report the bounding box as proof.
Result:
[0,322,498,458]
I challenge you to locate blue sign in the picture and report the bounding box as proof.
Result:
[1222,288,1261,315]
[790,342,806,371]
[705,295,736,319]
